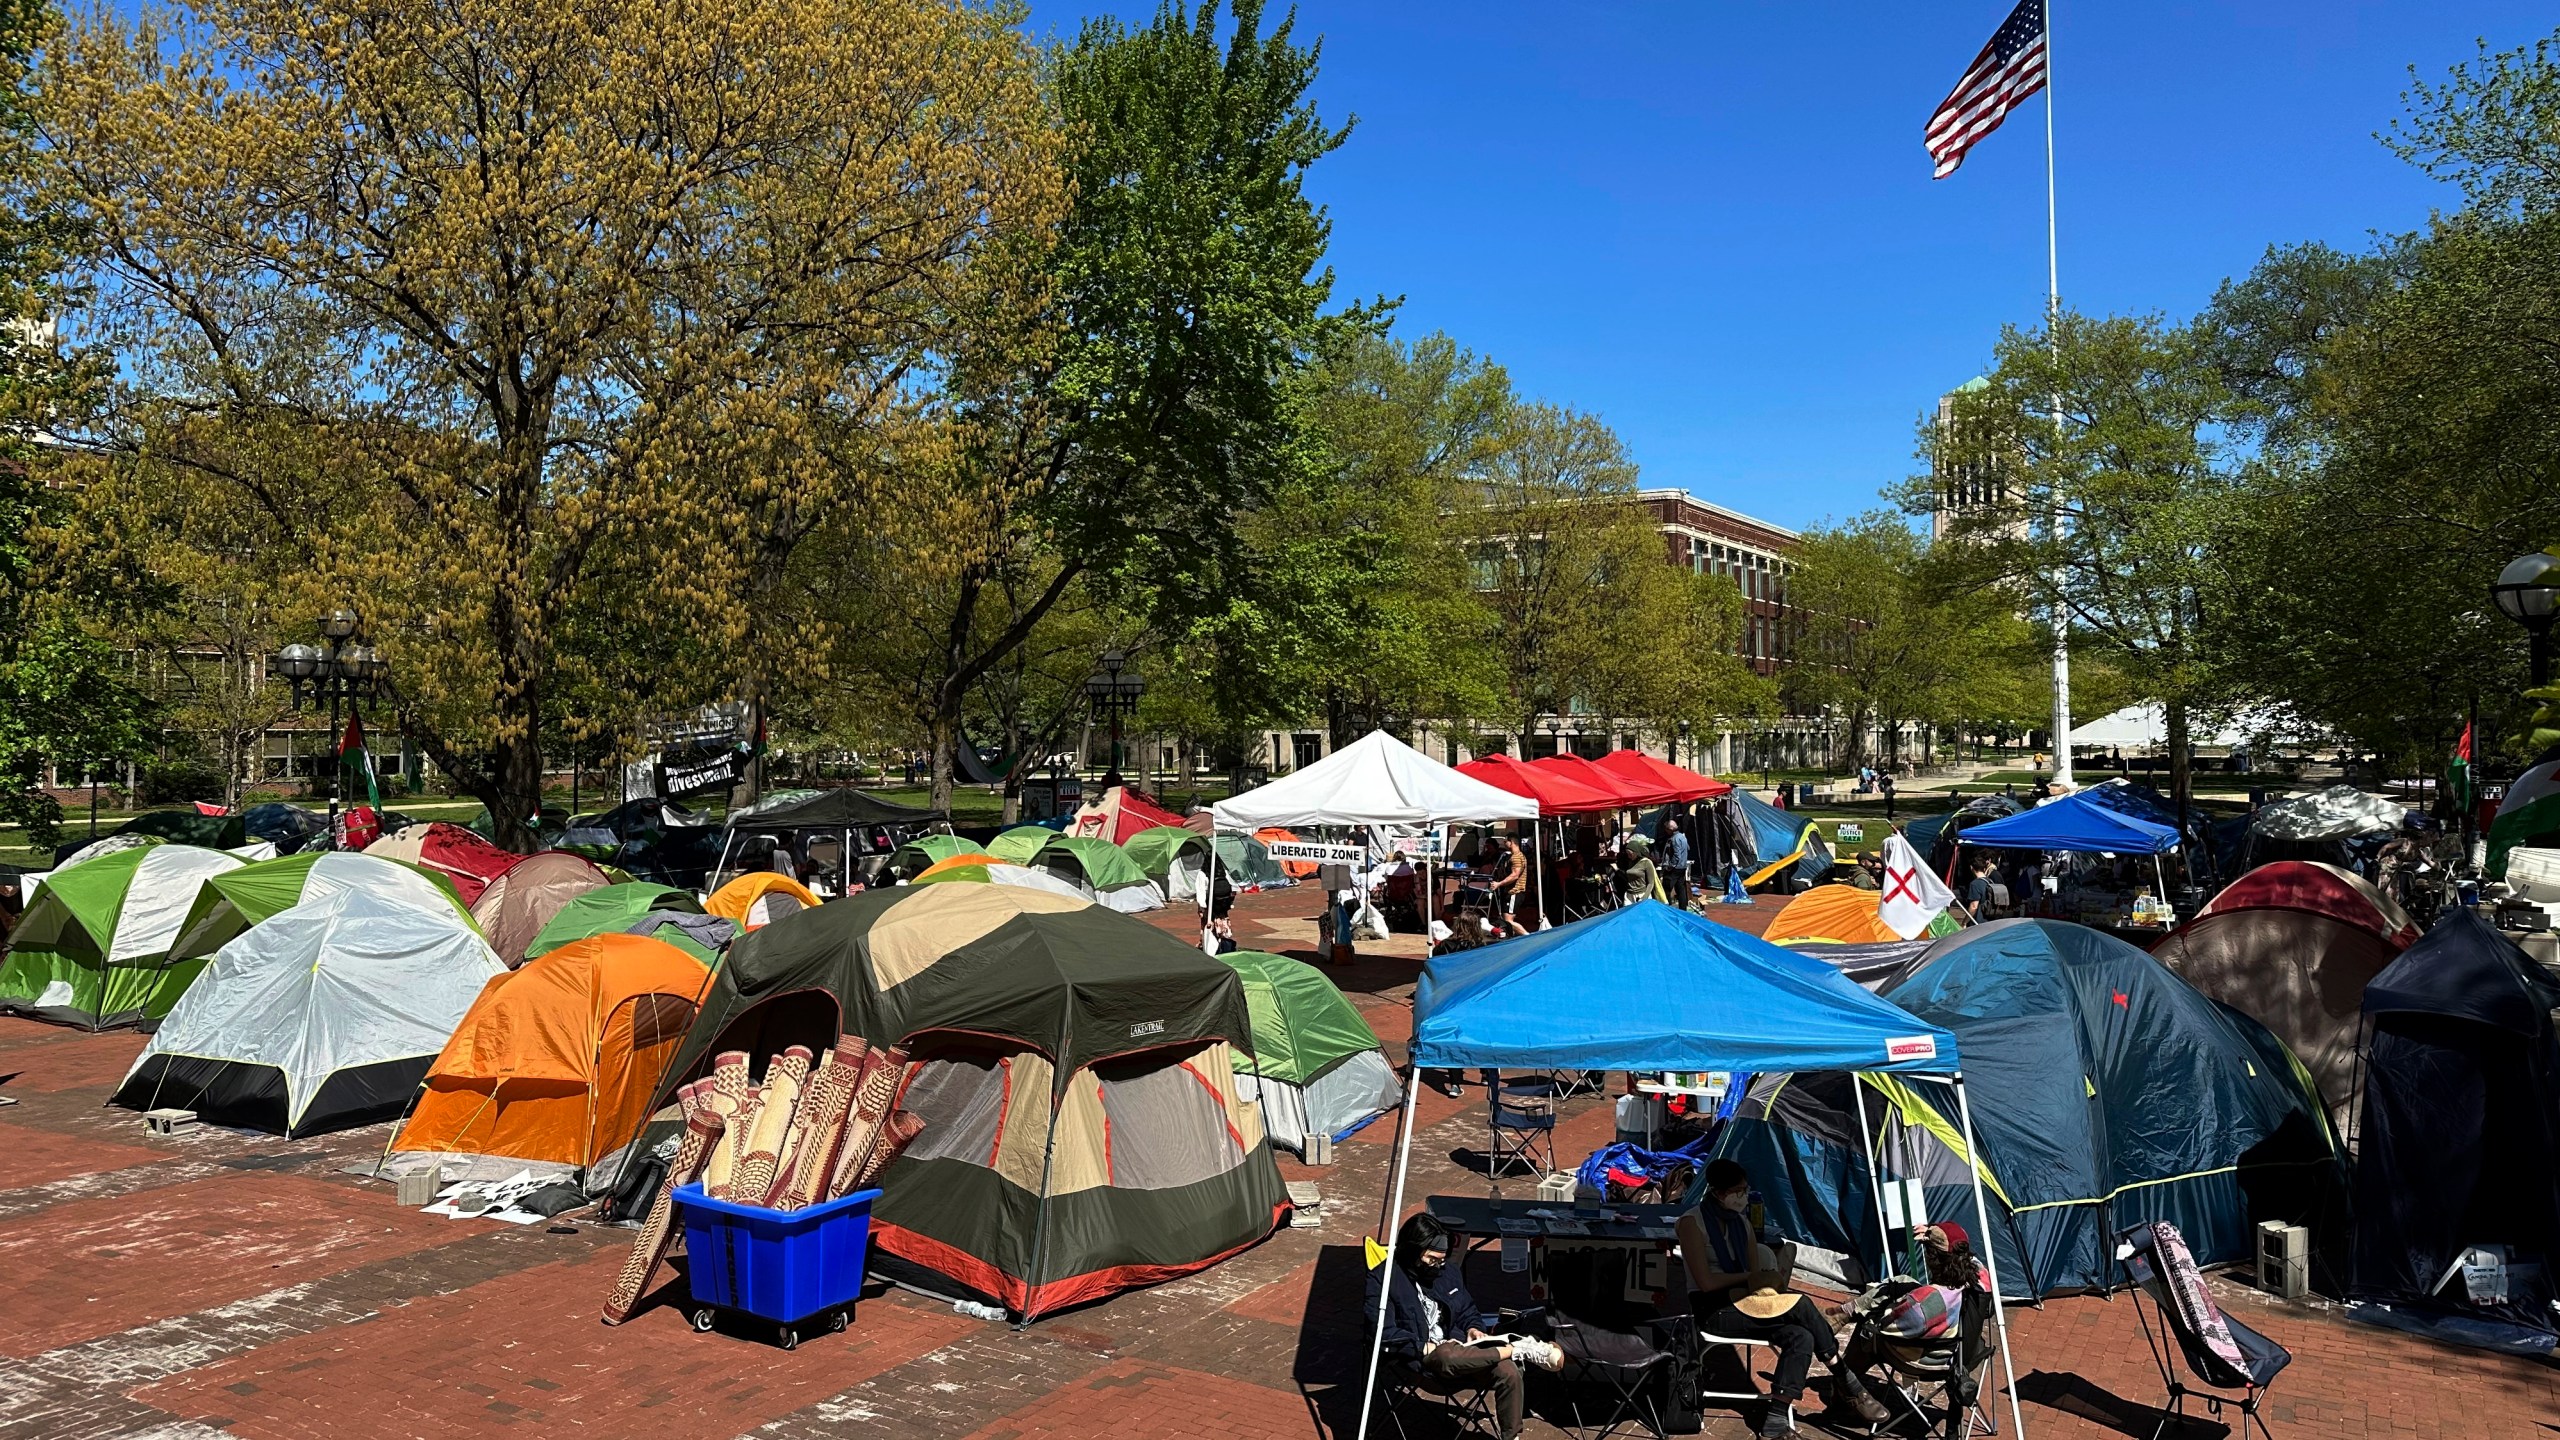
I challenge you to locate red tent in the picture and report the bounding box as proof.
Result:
[1455,754,1618,815]
[1595,748,1731,802]
[2196,860,2419,949]
[1530,754,1671,808]
[364,821,526,906]
[1069,785,1186,845]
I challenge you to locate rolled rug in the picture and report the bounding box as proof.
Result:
[773,1037,864,1210]
[603,1088,724,1324]
[764,1046,818,1192]
[826,1046,910,1201]
[728,1055,805,1207]
[705,1051,757,1201]
[850,1106,926,1191]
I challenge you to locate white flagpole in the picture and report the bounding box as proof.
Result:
[2045,0,2074,790]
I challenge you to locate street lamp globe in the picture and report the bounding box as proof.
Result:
[319,608,361,641]
[2492,552,2560,628]
[275,643,322,681]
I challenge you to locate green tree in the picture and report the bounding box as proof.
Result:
[893,0,1361,810]
[1923,312,2243,814]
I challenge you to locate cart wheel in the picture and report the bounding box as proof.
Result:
[777,1325,799,1351]
[829,1309,849,1334]
[690,1307,716,1334]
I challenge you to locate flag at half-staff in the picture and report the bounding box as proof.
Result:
[1925,0,2048,178]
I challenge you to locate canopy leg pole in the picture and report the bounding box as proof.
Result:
[1356,1064,1425,1440]
[2153,852,2172,930]
[1533,822,1547,931]
[1851,1074,1894,1284]
[1954,1073,2029,1440]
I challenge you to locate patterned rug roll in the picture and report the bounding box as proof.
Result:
[728,1055,805,1208]
[764,1046,817,1191]
[826,1046,910,1201]
[773,1037,864,1210]
[705,1052,756,1201]
[850,1107,925,1192]
[602,1088,724,1324]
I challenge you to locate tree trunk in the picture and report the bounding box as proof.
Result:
[928,701,959,816]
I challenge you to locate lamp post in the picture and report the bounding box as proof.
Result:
[1676,718,1691,771]
[272,610,389,848]
[2492,551,2560,687]
[1082,649,1145,784]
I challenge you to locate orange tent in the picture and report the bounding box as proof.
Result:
[704,871,822,930]
[394,934,713,1167]
[1253,827,1319,879]
[1763,884,1905,944]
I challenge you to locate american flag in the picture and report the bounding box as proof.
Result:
[1926,0,2048,179]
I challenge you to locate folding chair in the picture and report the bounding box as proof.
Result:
[1550,1314,1677,1440]
[1653,1313,1794,1435]
[1863,1300,1998,1439]
[1481,1070,1557,1182]
[1373,1353,1501,1440]
[2115,1222,2290,1440]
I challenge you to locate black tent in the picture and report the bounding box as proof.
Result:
[2351,910,2560,1354]
[713,788,949,893]
[736,788,945,828]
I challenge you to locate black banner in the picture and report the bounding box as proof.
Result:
[658,745,749,798]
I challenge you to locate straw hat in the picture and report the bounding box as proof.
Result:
[1732,1287,1797,1320]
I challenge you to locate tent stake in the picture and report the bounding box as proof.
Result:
[1355,1063,1425,1440]
[1953,1072,2029,1440]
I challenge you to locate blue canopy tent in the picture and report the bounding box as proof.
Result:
[1957,790,2183,928]
[1356,901,2028,1440]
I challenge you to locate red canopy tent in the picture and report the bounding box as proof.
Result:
[1531,753,1671,808]
[1595,748,1731,802]
[1454,754,1623,815]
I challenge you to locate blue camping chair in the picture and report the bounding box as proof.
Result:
[1482,1069,1557,1183]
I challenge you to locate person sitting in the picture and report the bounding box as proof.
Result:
[1840,1222,1985,1368]
[1678,1159,1889,1436]
[1366,1214,1558,1440]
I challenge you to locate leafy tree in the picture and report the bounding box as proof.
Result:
[891,0,1360,810]
[1922,312,2243,813]
[51,0,1062,848]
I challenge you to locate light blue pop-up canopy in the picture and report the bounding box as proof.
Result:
[1358,901,2027,1440]
[1411,902,1958,1075]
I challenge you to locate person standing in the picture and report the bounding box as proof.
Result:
[1487,830,1530,937]
[1660,818,1693,909]
[1877,770,1897,821]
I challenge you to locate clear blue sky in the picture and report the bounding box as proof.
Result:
[1034,1,2556,531]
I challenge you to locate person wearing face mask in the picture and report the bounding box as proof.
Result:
[1677,1159,1889,1435]
[1364,1213,1557,1438]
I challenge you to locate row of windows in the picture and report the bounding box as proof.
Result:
[1685,537,1790,606]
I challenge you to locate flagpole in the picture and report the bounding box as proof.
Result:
[2044,0,2074,789]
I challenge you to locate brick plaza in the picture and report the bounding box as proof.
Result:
[0,891,2547,1439]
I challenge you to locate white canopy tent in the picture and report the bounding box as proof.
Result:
[1206,730,1539,954]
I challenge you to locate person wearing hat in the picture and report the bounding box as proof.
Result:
[1365,1213,1560,1439]
[1678,1158,1889,1434]
[1849,850,1886,890]
[1613,835,1662,906]
[1838,1222,1988,1394]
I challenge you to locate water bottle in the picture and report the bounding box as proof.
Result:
[1746,1190,1767,1240]
[952,1298,1007,1322]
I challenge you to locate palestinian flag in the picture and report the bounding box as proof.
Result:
[337,713,381,808]
[2447,722,2473,812]
[2487,757,2560,880]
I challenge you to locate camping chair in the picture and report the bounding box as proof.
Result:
[1482,1069,1557,1182]
[1373,1352,1501,1440]
[2115,1221,2291,1440]
[1549,1314,1678,1440]
[1651,1312,1792,1435]
[1858,1286,1999,1439]
[1380,871,1423,932]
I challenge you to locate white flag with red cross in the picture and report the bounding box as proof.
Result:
[1878,832,1957,940]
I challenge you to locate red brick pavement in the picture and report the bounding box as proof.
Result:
[5,924,2555,1440]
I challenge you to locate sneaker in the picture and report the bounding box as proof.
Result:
[1512,1337,1564,1372]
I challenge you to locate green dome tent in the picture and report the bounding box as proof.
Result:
[1,844,248,1030]
[1124,825,1214,904]
[1032,834,1163,914]
[1212,832,1290,889]
[651,883,1287,1322]
[170,851,476,968]
[889,832,980,878]
[524,881,705,963]
[1217,951,1399,1154]
[987,825,1060,864]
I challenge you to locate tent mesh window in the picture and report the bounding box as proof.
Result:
[1093,1053,1246,1191]
[901,1053,1011,1166]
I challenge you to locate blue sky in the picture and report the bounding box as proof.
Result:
[1033,2,2557,531]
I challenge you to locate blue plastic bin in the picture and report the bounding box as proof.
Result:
[674,1183,882,1340]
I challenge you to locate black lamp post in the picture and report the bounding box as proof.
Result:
[1082,649,1145,781]
[272,609,388,847]
[2493,551,2560,687]
[1676,718,1691,771]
